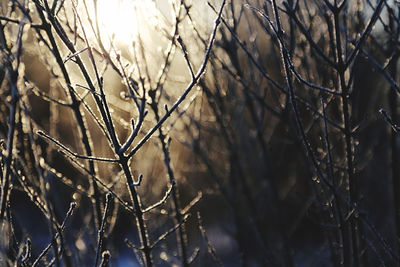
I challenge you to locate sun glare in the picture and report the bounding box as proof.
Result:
[96,0,139,44]
[84,0,162,48]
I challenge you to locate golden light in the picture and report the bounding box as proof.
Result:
[80,0,164,48]
[96,0,139,44]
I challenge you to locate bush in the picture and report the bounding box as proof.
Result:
[1,0,399,266]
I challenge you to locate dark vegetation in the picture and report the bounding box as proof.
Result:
[1,0,400,266]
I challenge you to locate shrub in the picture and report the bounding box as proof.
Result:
[0,0,399,266]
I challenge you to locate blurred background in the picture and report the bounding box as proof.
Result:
[1,0,400,266]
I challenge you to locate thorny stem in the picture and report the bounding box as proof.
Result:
[119,155,152,266]
[271,0,352,264]
[321,98,348,266]
[127,0,226,159]
[123,3,225,265]
[152,108,189,267]
[331,0,364,264]
[0,78,18,221]
[146,4,190,262]
[32,1,103,229]
[94,193,113,267]
[0,17,25,221]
